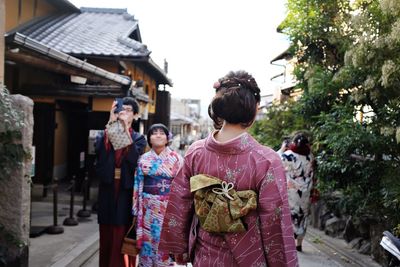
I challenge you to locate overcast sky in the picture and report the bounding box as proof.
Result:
[69,0,289,117]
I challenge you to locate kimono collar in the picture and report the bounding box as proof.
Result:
[205,131,254,155]
[151,146,172,159]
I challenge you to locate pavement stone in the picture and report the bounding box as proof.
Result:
[298,238,343,267]
[306,227,381,267]
[29,180,99,267]
[29,201,98,267]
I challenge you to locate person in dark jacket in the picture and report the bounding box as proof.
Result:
[95,97,146,267]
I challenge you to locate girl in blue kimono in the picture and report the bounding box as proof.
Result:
[132,124,183,267]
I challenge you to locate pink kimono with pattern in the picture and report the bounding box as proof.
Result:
[159,132,299,267]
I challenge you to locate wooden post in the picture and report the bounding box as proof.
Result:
[0,0,5,85]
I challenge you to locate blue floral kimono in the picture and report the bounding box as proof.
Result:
[132,147,183,267]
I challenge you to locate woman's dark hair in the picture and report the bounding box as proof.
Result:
[122,97,140,114]
[208,70,261,129]
[147,123,170,147]
[289,132,311,155]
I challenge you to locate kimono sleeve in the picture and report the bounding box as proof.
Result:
[121,133,146,189]
[125,133,147,164]
[94,131,105,155]
[94,131,112,184]
[132,162,144,217]
[257,158,298,267]
[159,156,194,255]
[134,133,147,155]
[132,161,145,247]
[280,151,297,181]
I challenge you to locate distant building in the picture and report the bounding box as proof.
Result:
[170,98,198,141]
[169,98,213,154]
[270,48,374,125]
[256,94,274,121]
[270,48,301,103]
[181,98,201,119]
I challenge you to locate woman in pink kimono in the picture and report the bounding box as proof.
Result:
[159,71,298,267]
[132,124,183,267]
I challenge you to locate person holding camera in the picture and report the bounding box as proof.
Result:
[277,137,291,156]
[95,97,147,267]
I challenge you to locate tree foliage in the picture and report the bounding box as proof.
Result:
[254,0,400,227]
[250,101,306,150]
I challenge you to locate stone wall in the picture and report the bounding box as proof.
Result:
[0,95,33,266]
[0,0,4,84]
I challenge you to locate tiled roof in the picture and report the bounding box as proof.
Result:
[19,7,150,57]
[6,32,131,86]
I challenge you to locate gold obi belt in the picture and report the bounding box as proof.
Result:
[190,174,257,233]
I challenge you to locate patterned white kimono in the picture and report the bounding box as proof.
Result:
[281,150,314,238]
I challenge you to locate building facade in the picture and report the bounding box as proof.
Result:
[4,0,171,189]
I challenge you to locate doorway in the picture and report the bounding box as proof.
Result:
[57,100,89,190]
[32,102,55,196]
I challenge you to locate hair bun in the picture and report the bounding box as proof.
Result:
[216,72,261,103]
[209,70,261,129]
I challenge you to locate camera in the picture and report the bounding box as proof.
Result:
[114,98,123,113]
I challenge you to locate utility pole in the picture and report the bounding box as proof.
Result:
[0,0,5,85]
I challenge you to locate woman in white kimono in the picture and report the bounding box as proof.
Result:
[281,132,315,252]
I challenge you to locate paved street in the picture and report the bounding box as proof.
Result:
[82,238,345,267]
[298,238,343,267]
[29,200,379,267]
[29,200,380,267]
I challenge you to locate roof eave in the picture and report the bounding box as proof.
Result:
[76,54,172,86]
[270,48,292,64]
[69,53,151,60]
[6,32,131,86]
[45,0,79,12]
[146,58,173,86]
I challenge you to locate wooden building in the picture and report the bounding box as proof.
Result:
[3,0,172,188]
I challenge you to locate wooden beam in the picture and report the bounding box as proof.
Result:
[5,50,118,85]
[16,83,123,97]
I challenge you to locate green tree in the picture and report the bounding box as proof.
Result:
[251,101,305,150]
[255,0,400,228]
